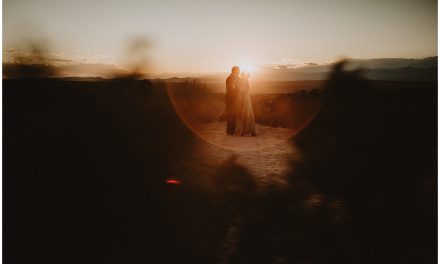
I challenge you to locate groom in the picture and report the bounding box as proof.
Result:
[225,66,240,135]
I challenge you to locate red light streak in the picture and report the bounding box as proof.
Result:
[166,179,181,184]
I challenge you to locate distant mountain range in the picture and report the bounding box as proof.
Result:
[147,57,437,82]
[344,56,437,69]
[248,57,437,82]
[4,57,437,82]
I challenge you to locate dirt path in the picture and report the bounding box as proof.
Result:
[176,122,298,187]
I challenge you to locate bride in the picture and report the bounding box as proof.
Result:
[235,71,257,136]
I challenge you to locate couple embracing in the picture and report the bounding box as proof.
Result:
[225,66,257,136]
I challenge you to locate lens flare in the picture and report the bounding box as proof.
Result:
[166,179,181,185]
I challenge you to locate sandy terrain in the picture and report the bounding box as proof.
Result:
[175,122,298,187]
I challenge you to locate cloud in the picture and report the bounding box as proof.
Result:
[59,63,124,77]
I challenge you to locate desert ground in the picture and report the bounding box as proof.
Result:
[4,64,437,263]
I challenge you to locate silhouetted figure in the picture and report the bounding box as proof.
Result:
[235,72,257,136]
[225,66,240,135]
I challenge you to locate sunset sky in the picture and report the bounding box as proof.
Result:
[3,0,437,74]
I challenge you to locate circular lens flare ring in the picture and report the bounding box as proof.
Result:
[166,81,320,152]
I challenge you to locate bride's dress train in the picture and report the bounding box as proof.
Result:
[235,78,256,136]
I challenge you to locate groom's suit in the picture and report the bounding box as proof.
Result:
[225,74,240,135]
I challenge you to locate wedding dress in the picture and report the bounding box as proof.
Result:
[235,78,256,136]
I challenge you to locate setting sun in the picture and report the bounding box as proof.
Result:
[239,64,256,74]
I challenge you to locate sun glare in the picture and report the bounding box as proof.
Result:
[239,64,255,74]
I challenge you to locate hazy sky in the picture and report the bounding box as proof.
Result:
[3,0,437,73]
